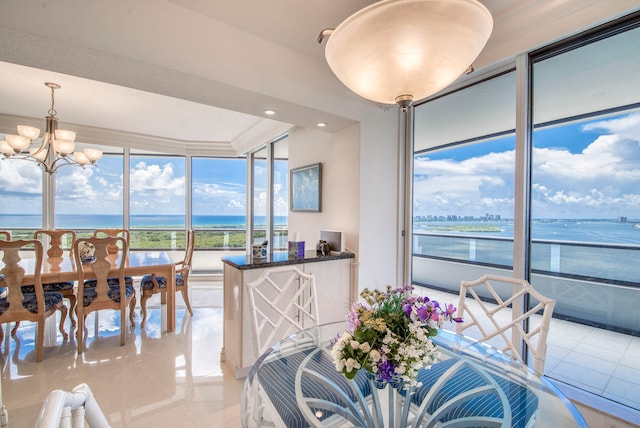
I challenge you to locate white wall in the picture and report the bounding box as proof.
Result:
[288,114,403,297]
[357,108,401,292]
[287,124,360,257]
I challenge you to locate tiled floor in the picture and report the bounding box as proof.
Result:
[415,286,640,427]
[2,281,639,427]
[1,280,244,427]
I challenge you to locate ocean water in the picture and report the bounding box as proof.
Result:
[414,219,640,245]
[1,214,639,245]
[0,214,288,229]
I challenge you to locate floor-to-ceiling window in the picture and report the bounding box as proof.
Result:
[129,151,186,249]
[411,12,640,412]
[247,135,289,251]
[251,147,268,245]
[55,147,124,237]
[0,156,42,239]
[413,71,516,290]
[272,136,289,250]
[529,17,640,409]
[192,156,248,272]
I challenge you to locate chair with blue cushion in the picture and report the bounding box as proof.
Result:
[73,236,136,354]
[139,229,194,327]
[30,230,78,327]
[0,238,68,361]
[401,274,556,427]
[89,229,134,288]
[15,230,78,333]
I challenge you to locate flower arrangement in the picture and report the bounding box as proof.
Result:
[78,241,95,261]
[331,285,461,388]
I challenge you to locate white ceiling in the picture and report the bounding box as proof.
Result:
[0,0,637,155]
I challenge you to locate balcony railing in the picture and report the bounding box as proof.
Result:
[2,227,289,275]
[413,232,639,334]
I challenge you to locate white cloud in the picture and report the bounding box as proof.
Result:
[414,112,640,219]
[192,182,246,214]
[0,159,42,194]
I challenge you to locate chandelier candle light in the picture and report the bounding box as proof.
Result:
[0,82,103,174]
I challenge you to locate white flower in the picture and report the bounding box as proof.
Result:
[350,340,360,350]
[369,349,381,361]
[359,342,371,353]
[79,242,95,258]
[344,358,361,373]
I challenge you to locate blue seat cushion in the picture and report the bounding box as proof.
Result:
[84,276,134,288]
[82,284,135,306]
[22,281,74,294]
[409,357,538,428]
[0,292,64,315]
[140,273,184,290]
[256,348,371,428]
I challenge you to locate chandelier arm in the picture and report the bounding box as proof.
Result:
[5,82,102,174]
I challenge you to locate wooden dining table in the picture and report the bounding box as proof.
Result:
[18,251,177,333]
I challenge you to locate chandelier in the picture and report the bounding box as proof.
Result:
[319,0,493,109]
[0,82,103,174]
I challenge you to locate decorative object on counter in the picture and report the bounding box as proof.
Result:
[320,229,345,253]
[78,241,96,263]
[288,241,305,259]
[316,239,330,256]
[331,285,462,388]
[252,240,268,260]
[290,163,321,212]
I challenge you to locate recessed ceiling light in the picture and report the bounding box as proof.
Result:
[317,122,327,128]
[264,109,276,116]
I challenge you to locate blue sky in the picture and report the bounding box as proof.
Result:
[413,111,640,219]
[1,112,638,221]
[0,154,289,218]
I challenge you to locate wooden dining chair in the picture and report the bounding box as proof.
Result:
[0,231,10,240]
[89,229,133,287]
[0,239,68,361]
[29,230,78,327]
[73,236,136,354]
[139,229,194,327]
[92,229,130,255]
[456,274,556,375]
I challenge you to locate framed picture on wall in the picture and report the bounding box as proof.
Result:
[290,163,322,212]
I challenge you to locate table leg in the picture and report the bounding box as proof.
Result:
[166,264,176,332]
[44,315,57,347]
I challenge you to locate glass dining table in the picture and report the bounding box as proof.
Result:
[241,321,588,428]
[17,251,177,333]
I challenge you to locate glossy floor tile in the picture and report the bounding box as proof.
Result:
[2,282,639,427]
[1,282,244,427]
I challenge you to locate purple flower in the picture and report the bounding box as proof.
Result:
[444,303,457,316]
[416,306,431,321]
[403,303,413,317]
[377,359,396,382]
[346,303,363,331]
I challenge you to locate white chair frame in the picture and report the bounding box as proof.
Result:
[35,383,110,428]
[246,265,319,358]
[457,274,556,375]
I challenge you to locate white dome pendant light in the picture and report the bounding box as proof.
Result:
[320,0,493,109]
